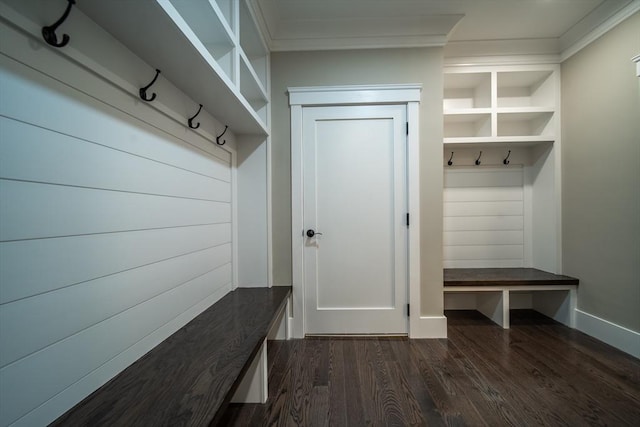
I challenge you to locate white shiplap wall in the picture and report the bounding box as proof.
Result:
[444,167,525,268]
[0,14,234,427]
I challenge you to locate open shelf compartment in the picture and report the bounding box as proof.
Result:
[444,113,492,139]
[168,0,236,83]
[444,72,491,109]
[240,55,268,123]
[239,0,268,90]
[214,0,234,32]
[497,70,555,108]
[497,111,554,138]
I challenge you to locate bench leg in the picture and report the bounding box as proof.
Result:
[286,295,293,340]
[231,339,268,404]
[533,288,576,328]
[268,296,292,340]
[477,291,509,329]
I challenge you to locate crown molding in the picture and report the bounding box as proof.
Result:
[248,0,638,61]
[444,54,561,67]
[246,1,461,52]
[443,38,560,61]
[247,0,275,51]
[560,0,640,61]
[269,35,449,52]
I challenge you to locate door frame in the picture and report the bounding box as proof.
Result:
[289,84,422,338]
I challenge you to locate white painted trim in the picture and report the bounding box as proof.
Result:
[247,0,274,52]
[444,285,577,292]
[285,295,292,340]
[289,85,422,338]
[270,35,449,52]
[266,53,273,288]
[410,316,448,339]
[575,309,640,359]
[444,285,577,329]
[632,54,640,77]
[289,84,422,106]
[290,104,305,338]
[560,0,640,62]
[553,66,563,273]
[406,101,428,338]
[231,150,239,290]
[444,55,561,67]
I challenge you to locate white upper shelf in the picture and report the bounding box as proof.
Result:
[78,0,268,136]
[443,65,558,144]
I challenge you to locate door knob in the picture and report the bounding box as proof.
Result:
[306,229,323,238]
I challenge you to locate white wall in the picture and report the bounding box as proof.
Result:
[0,2,245,425]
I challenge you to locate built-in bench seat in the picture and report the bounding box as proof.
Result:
[51,286,292,427]
[444,268,578,329]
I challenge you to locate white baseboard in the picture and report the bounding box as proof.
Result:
[575,309,640,359]
[410,316,448,338]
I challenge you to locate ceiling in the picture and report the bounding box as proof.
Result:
[250,0,638,59]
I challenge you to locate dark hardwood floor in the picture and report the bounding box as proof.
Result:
[220,310,640,426]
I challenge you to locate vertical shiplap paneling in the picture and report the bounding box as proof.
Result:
[443,168,524,268]
[0,30,233,427]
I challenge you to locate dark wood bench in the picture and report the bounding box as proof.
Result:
[51,286,291,427]
[444,268,578,328]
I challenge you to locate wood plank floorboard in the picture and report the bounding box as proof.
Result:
[219,310,640,426]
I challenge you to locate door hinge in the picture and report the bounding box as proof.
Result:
[406,213,410,227]
[406,122,409,135]
[407,303,410,317]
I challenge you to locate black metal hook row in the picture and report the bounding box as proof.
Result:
[42,0,76,48]
[216,125,228,146]
[447,150,512,166]
[139,69,161,102]
[188,104,203,129]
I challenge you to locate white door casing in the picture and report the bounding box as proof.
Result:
[289,85,422,338]
[303,105,408,334]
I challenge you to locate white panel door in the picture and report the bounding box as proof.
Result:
[302,105,408,334]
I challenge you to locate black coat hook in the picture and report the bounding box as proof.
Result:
[447,152,454,166]
[42,0,76,48]
[216,125,228,146]
[475,151,483,166]
[188,104,203,129]
[139,69,161,102]
[503,150,511,165]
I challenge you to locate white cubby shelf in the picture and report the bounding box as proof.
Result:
[444,65,559,145]
[78,0,269,136]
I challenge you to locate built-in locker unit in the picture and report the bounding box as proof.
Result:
[443,64,563,312]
